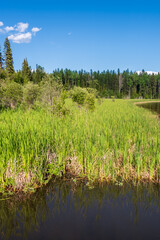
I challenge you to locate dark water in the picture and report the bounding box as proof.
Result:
[1,180,160,240]
[139,102,160,115]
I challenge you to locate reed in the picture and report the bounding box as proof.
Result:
[0,99,160,192]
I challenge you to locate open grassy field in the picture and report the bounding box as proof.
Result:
[0,99,160,192]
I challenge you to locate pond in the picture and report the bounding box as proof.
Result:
[138,102,160,115]
[1,179,160,240]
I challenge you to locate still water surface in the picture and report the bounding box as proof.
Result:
[1,180,160,240]
[138,102,160,114]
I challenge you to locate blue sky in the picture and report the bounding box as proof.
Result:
[0,0,160,73]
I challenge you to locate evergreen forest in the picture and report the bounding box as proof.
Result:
[0,37,160,111]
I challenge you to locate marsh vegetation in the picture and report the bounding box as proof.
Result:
[0,99,160,192]
[0,38,160,192]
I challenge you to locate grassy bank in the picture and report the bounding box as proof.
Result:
[0,99,160,192]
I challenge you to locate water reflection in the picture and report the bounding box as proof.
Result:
[139,102,160,115]
[0,179,160,240]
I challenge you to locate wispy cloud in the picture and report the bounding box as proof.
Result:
[15,22,29,33]
[32,27,42,35]
[68,32,72,36]
[0,21,4,27]
[8,32,32,44]
[5,26,14,32]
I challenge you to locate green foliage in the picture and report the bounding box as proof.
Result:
[86,87,98,97]
[39,74,63,106]
[0,81,3,106]
[1,36,160,101]
[13,71,24,84]
[111,96,115,102]
[1,81,23,108]
[22,58,32,83]
[0,69,7,80]
[35,74,70,115]
[71,87,88,105]
[0,100,160,192]
[52,94,70,116]
[4,38,14,75]
[70,87,96,110]
[23,82,41,106]
[34,65,45,83]
[84,93,95,110]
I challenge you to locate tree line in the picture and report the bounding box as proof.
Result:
[0,37,160,102]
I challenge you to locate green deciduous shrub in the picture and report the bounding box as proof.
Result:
[70,87,96,110]
[85,93,95,110]
[23,82,41,106]
[1,81,23,108]
[71,87,88,105]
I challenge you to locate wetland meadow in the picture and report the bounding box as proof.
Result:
[1,99,160,192]
[1,99,160,239]
[1,36,160,239]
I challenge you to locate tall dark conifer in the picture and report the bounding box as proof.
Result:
[150,74,156,98]
[22,58,32,83]
[4,37,14,75]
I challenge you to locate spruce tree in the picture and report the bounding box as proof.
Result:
[22,58,32,83]
[4,37,14,75]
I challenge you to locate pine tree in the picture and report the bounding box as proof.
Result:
[4,37,14,75]
[22,58,32,83]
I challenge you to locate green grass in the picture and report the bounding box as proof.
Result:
[0,99,160,192]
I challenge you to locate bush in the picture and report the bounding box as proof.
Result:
[71,87,96,110]
[85,93,95,110]
[40,74,63,106]
[86,88,98,97]
[51,91,70,116]
[0,69,7,80]
[23,82,41,106]
[1,81,23,108]
[52,96,70,116]
[70,87,88,105]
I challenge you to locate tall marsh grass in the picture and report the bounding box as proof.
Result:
[0,99,160,191]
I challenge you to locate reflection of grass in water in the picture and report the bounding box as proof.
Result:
[138,102,160,115]
[0,99,160,192]
[0,180,160,239]
[0,183,55,240]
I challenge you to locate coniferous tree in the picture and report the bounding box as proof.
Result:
[22,58,32,83]
[34,64,45,83]
[4,37,14,75]
[150,74,156,98]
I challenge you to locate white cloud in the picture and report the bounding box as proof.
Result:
[32,27,42,35]
[15,22,29,32]
[8,32,32,43]
[5,26,14,32]
[1,21,42,43]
